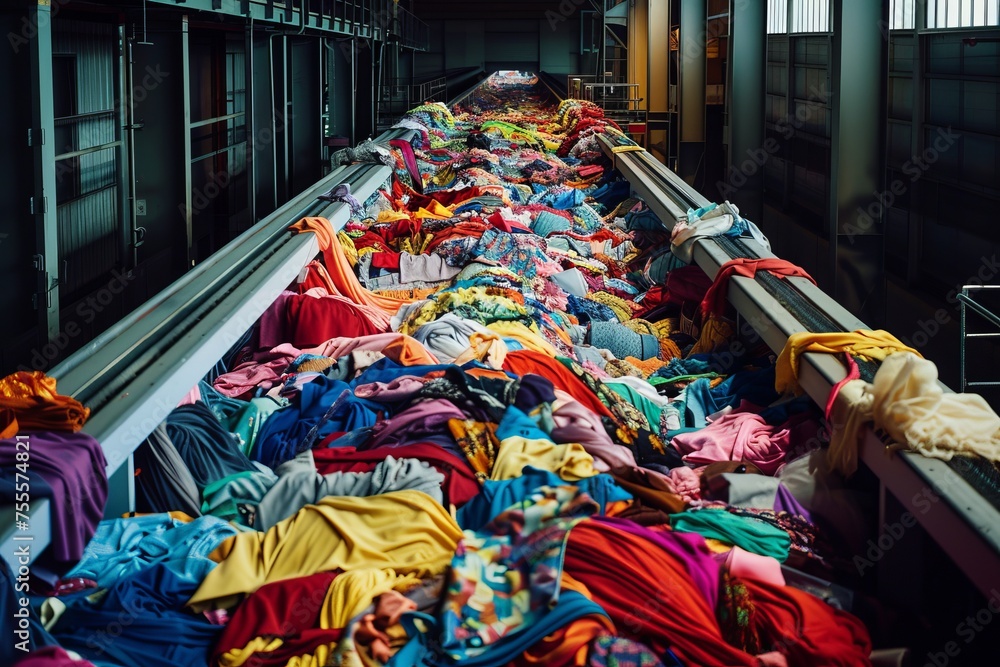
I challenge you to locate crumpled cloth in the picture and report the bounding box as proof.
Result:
[827,351,1000,475]
[0,371,90,437]
[775,329,921,395]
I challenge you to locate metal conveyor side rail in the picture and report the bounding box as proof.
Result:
[1,163,393,572]
[599,134,1000,599]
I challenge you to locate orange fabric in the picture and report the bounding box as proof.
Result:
[511,615,614,667]
[501,351,614,420]
[381,336,442,367]
[0,371,89,435]
[288,217,409,316]
[303,334,440,367]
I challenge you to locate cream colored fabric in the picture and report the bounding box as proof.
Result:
[828,352,1000,474]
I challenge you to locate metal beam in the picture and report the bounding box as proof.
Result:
[29,0,59,340]
[830,0,888,326]
[678,0,705,184]
[726,0,766,222]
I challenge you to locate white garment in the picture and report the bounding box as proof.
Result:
[411,313,494,363]
[828,352,1000,475]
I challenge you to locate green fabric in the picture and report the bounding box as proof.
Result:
[669,508,791,562]
[605,384,663,433]
[226,397,282,457]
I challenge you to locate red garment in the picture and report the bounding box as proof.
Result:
[211,571,342,667]
[370,251,402,271]
[700,259,816,318]
[400,182,482,210]
[285,293,388,348]
[746,578,873,666]
[312,442,481,506]
[665,265,714,307]
[563,520,759,667]
[501,351,615,420]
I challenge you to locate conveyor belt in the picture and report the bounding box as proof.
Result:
[5,74,999,611]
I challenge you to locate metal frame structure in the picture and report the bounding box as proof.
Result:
[958,285,1000,392]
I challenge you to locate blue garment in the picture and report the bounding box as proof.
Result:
[65,514,235,589]
[387,591,608,667]
[54,563,221,667]
[457,467,632,531]
[0,559,57,662]
[494,406,553,443]
[590,180,631,210]
[253,375,382,469]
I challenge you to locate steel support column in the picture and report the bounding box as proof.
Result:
[726,0,766,223]
[830,0,888,325]
[678,0,706,185]
[29,0,59,339]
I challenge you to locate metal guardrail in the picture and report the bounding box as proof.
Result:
[1,161,394,573]
[959,285,1000,391]
[598,133,1000,600]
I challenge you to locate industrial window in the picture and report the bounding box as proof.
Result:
[768,0,830,34]
[790,0,830,33]
[926,0,1000,28]
[890,0,917,29]
[767,0,788,34]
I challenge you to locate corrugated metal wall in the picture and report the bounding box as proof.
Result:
[52,19,122,297]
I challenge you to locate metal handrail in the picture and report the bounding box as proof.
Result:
[958,285,1000,391]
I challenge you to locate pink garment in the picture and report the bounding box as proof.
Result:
[213,354,295,399]
[724,546,786,588]
[671,409,821,475]
[551,389,637,471]
[354,376,429,402]
[668,466,703,503]
[581,360,612,380]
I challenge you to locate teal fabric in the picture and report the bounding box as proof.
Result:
[669,508,791,562]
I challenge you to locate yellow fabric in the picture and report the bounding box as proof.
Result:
[689,315,734,356]
[485,321,560,357]
[611,144,644,154]
[414,200,454,220]
[775,329,921,395]
[454,332,509,368]
[491,436,598,481]
[337,231,359,268]
[376,210,411,223]
[320,568,420,630]
[221,637,287,667]
[187,490,462,611]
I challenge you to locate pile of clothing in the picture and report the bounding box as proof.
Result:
[17,74,977,667]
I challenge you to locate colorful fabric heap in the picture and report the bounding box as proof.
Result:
[9,73,884,667]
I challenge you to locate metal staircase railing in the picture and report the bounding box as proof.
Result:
[958,285,1000,392]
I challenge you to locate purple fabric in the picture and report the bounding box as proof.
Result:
[513,374,557,412]
[774,483,812,522]
[0,432,107,564]
[258,290,297,349]
[363,399,466,450]
[551,390,636,471]
[592,516,720,609]
[354,376,428,403]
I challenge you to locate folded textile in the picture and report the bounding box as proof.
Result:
[827,351,1000,475]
